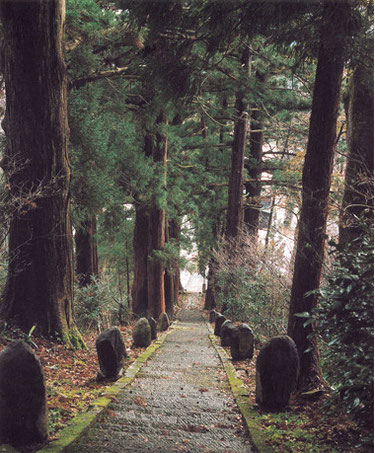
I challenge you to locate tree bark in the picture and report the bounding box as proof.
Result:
[225,47,251,241]
[339,63,374,245]
[164,220,174,319]
[169,218,181,305]
[164,269,174,319]
[287,2,351,390]
[147,115,168,319]
[0,0,81,344]
[244,74,267,238]
[131,134,153,317]
[164,217,181,317]
[131,203,150,317]
[75,214,99,286]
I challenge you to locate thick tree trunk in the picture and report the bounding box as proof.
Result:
[225,47,251,241]
[0,0,81,344]
[75,214,99,286]
[339,64,374,245]
[287,2,350,390]
[147,115,167,319]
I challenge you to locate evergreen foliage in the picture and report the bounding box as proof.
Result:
[315,228,374,432]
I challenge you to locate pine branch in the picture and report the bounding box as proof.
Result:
[69,67,139,90]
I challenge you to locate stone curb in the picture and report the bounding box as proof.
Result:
[35,322,179,453]
[205,318,274,453]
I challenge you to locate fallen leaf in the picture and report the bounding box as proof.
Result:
[182,425,209,433]
[104,408,117,417]
[134,396,147,408]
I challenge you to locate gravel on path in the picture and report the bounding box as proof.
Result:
[67,296,254,453]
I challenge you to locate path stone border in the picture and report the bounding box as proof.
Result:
[205,320,275,453]
[35,323,179,453]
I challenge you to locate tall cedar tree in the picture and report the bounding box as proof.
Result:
[244,74,267,238]
[132,134,153,317]
[339,62,374,245]
[225,47,251,241]
[0,0,80,343]
[147,115,168,319]
[287,2,353,390]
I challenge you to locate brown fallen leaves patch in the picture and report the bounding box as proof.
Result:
[182,425,209,433]
[0,323,142,440]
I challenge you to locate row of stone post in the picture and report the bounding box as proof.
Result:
[0,312,171,448]
[210,309,299,411]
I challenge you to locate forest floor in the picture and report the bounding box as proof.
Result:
[0,294,372,452]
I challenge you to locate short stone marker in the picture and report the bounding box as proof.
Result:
[133,317,152,347]
[230,323,254,360]
[147,317,157,340]
[220,320,235,347]
[158,312,170,332]
[209,309,217,323]
[214,313,226,336]
[96,327,127,381]
[0,340,48,446]
[256,335,299,410]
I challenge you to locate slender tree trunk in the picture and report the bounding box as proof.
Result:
[225,48,251,241]
[164,220,174,319]
[75,214,99,286]
[264,197,275,251]
[204,257,217,310]
[131,134,153,317]
[125,238,131,309]
[164,269,174,319]
[204,215,222,310]
[339,63,374,245]
[171,218,181,303]
[0,0,81,344]
[287,2,351,390]
[244,75,266,238]
[131,203,150,317]
[147,115,168,319]
[166,217,181,313]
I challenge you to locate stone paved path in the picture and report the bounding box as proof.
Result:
[67,295,254,453]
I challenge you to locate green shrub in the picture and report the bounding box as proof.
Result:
[315,228,373,430]
[74,277,129,331]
